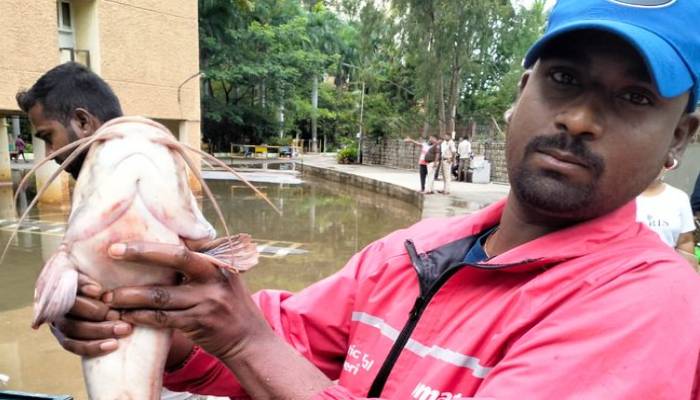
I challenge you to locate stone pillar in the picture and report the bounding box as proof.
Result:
[0,119,12,183]
[11,116,20,140]
[33,139,71,208]
[0,184,16,220]
[178,120,202,194]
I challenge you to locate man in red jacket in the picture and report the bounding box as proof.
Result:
[54,0,700,398]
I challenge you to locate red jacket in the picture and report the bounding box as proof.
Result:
[164,198,700,399]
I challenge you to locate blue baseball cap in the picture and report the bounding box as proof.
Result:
[524,0,700,111]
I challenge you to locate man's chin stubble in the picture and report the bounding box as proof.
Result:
[512,169,596,216]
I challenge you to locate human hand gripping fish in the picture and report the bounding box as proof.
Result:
[103,238,333,400]
[1,116,281,399]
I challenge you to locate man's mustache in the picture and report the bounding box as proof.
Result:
[524,132,605,177]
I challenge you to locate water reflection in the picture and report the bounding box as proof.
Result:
[0,172,420,396]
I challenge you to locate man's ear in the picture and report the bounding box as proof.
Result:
[504,70,531,125]
[518,70,531,94]
[70,108,100,138]
[669,110,700,161]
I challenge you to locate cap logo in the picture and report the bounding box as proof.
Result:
[607,0,676,7]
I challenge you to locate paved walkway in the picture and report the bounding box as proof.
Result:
[300,154,510,219]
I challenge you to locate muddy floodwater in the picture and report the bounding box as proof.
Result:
[0,171,420,398]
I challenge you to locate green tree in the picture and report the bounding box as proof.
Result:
[197,0,546,154]
[391,0,545,137]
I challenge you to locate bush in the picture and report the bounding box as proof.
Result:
[337,146,358,164]
[267,135,293,147]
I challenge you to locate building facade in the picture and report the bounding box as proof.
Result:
[0,0,202,202]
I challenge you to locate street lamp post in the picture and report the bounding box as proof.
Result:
[358,80,365,164]
[342,62,365,164]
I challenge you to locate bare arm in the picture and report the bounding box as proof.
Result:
[676,231,698,271]
[404,137,422,146]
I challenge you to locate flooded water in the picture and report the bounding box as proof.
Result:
[0,171,420,398]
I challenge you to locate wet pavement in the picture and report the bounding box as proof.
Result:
[299,154,511,218]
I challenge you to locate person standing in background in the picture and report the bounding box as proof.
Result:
[457,136,472,182]
[404,135,436,193]
[424,137,441,194]
[439,133,456,194]
[637,164,697,269]
[14,135,26,162]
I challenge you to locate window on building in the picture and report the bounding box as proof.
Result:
[58,0,79,64]
[58,1,72,30]
[57,0,75,51]
[56,0,93,69]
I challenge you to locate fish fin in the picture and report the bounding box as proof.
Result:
[202,234,259,272]
[32,249,78,329]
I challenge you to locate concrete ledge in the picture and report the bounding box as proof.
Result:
[299,163,423,210]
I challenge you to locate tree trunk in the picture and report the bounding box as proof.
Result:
[422,95,431,137]
[311,74,319,152]
[279,103,285,138]
[260,80,266,108]
[437,77,446,136]
[446,62,461,137]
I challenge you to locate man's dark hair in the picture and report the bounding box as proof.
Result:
[16,62,123,123]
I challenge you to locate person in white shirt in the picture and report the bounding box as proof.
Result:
[457,136,472,182]
[439,133,456,194]
[636,163,697,269]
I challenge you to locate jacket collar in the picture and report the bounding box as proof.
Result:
[414,197,644,273]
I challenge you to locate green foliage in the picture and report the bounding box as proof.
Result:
[198,0,546,150]
[336,145,358,164]
[267,135,294,146]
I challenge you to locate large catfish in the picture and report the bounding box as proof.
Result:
[5,116,272,399]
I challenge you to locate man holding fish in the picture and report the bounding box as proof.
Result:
[23,0,700,398]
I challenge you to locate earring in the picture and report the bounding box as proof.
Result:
[664,157,679,171]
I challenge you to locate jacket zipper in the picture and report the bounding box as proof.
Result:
[366,240,464,397]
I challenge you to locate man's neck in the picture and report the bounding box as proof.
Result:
[485,198,573,257]
[640,179,665,196]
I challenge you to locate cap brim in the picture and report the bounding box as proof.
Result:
[524,20,694,102]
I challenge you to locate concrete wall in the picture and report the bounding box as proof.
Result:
[0,0,200,125]
[0,2,58,113]
[99,0,201,122]
[300,163,423,210]
[0,0,201,200]
[361,138,422,170]
[361,138,509,183]
[472,142,508,184]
